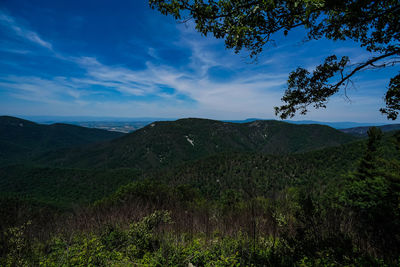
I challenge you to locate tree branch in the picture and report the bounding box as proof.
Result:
[330,50,400,91]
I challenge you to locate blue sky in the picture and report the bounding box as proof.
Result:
[0,0,398,122]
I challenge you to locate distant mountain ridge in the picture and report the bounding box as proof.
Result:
[228,118,391,129]
[38,118,358,170]
[340,124,400,136]
[16,115,394,129]
[0,116,124,166]
[19,115,176,123]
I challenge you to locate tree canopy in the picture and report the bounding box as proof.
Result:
[149,0,400,119]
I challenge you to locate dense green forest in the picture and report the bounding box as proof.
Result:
[0,116,123,167]
[35,118,357,169]
[0,117,399,266]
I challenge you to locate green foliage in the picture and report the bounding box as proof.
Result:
[2,116,400,265]
[38,118,357,170]
[0,166,139,208]
[150,0,399,57]
[2,221,32,267]
[381,73,400,120]
[149,1,400,119]
[275,55,349,118]
[2,202,398,266]
[128,210,172,258]
[40,234,132,266]
[145,140,368,200]
[100,224,129,251]
[340,128,400,257]
[0,116,123,166]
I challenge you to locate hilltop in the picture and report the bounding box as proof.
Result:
[38,118,357,169]
[0,116,124,166]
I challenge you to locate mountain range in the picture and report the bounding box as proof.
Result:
[17,115,398,129]
[0,115,363,204]
[3,116,399,169]
[1,115,399,205]
[36,118,357,169]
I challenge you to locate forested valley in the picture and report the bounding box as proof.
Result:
[1,116,399,266]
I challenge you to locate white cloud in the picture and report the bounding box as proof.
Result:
[0,11,300,118]
[0,10,53,50]
[0,43,289,119]
[0,11,396,122]
[0,75,86,103]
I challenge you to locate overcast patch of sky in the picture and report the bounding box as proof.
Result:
[0,0,398,122]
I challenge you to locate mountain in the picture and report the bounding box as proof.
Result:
[39,118,357,170]
[146,130,398,197]
[340,124,400,136]
[5,130,396,209]
[21,115,175,123]
[225,118,389,129]
[20,115,390,129]
[283,120,390,129]
[0,116,124,165]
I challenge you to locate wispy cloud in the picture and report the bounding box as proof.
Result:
[0,8,395,121]
[0,13,289,117]
[0,75,86,104]
[0,43,288,119]
[0,10,53,50]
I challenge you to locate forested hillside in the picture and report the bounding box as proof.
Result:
[0,116,124,166]
[0,166,139,207]
[37,118,357,169]
[0,117,399,266]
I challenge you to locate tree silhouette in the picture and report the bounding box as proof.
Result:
[150,0,400,119]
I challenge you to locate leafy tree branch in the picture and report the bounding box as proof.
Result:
[275,49,400,119]
[149,0,400,119]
